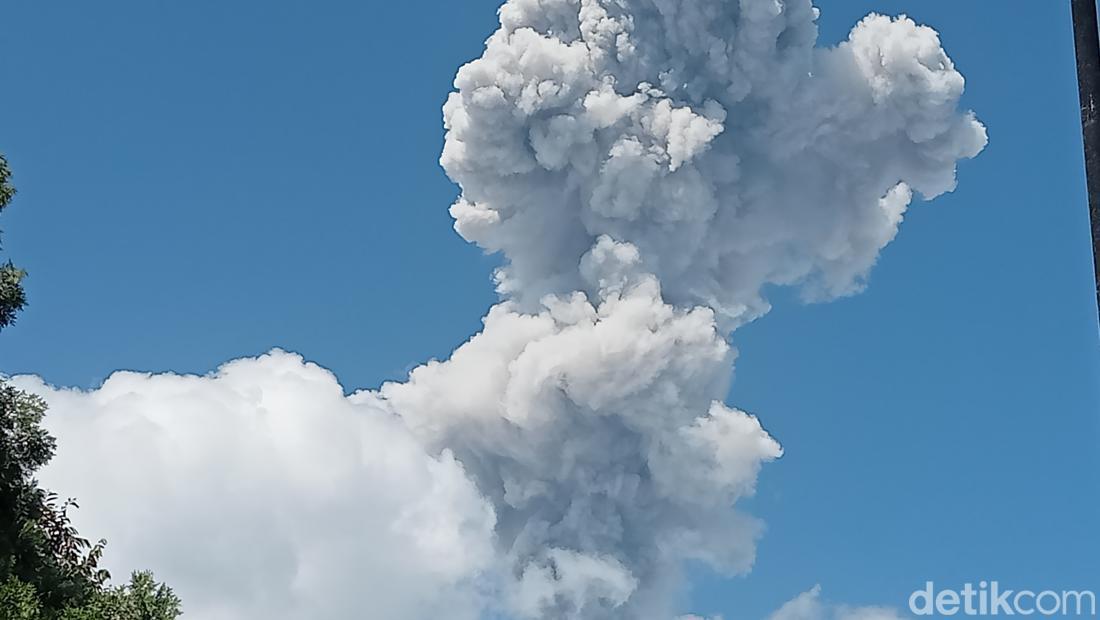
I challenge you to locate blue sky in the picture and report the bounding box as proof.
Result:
[1,1,1098,618]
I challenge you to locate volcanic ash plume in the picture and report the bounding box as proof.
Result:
[383,0,985,617]
[381,255,782,617]
[440,1,986,325]
[22,1,985,619]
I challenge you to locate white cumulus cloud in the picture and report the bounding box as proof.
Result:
[769,586,909,620]
[15,352,496,620]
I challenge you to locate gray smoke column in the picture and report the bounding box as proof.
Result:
[439,0,985,324]
[381,0,986,617]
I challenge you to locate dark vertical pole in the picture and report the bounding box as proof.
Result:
[1071,0,1100,321]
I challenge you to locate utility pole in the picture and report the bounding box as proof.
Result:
[1071,0,1100,321]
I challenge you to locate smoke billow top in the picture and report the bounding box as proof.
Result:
[16,1,985,619]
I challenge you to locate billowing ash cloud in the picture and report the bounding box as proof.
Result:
[388,0,985,616]
[381,264,781,617]
[15,1,984,619]
[442,1,986,325]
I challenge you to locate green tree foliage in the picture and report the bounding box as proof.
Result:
[0,155,181,618]
[61,572,182,620]
[0,384,106,614]
[0,155,27,329]
[0,572,181,620]
[0,576,42,620]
